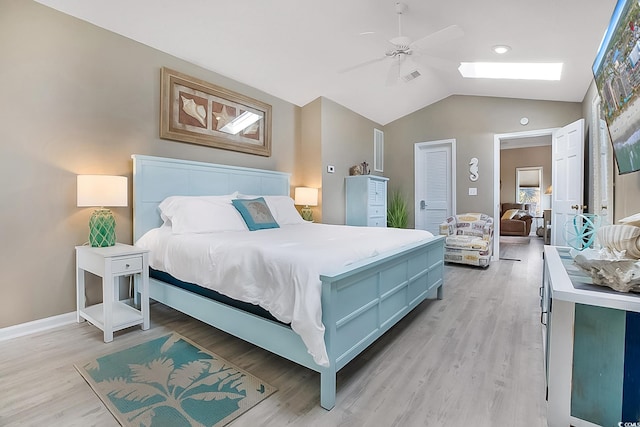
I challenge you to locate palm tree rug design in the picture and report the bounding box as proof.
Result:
[75,333,276,427]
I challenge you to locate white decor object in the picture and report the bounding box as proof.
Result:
[573,248,640,293]
[469,157,479,181]
[596,224,640,259]
[619,212,640,228]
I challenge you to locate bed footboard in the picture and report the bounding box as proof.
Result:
[318,235,445,409]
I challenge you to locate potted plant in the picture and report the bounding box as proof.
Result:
[387,189,408,228]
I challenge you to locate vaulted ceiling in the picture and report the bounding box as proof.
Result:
[35,0,617,125]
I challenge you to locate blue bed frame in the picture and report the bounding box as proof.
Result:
[132,154,445,410]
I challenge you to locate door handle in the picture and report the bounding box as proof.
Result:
[420,200,426,210]
[571,204,588,210]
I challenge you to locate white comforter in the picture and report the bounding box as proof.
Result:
[136,223,434,367]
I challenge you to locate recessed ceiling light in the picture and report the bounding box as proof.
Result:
[458,62,563,80]
[492,45,511,54]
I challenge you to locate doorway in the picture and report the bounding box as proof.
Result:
[494,128,557,259]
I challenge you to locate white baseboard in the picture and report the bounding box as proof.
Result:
[0,312,76,342]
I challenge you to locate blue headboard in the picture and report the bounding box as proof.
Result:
[131,155,291,241]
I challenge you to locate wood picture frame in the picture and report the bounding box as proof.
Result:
[160,67,272,157]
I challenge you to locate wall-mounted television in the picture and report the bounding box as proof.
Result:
[593,0,640,174]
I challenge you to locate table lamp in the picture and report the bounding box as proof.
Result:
[77,175,128,247]
[294,187,318,222]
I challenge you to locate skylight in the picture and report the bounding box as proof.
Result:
[458,62,563,80]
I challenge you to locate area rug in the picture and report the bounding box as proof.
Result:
[499,235,531,245]
[75,333,276,427]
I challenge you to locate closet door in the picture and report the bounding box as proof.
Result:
[415,140,455,235]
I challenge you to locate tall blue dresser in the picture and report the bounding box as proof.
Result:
[345,175,388,227]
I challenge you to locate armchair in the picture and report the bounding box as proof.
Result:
[439,213,494,267]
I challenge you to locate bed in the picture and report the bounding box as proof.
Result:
[131,154,445,410]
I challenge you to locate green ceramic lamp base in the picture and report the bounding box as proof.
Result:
[301,206,313,222]
[89,208,117,247]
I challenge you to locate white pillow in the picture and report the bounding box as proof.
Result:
[158,193,247,234]
[158,193,238,223]
[238,194,306,225]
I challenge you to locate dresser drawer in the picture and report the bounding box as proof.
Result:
[111,256,143,274]
[370,205,385,216]
[368,216,387,227]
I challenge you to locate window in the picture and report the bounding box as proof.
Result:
[516,167,542,217]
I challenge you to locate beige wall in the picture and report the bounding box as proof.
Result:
[384,95,582,227]
[500,146,552,211]
[319,98,383,225]
[0,0,300,328]
[299,98,323,222]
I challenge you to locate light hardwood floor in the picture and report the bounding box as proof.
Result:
[1,237,547,426]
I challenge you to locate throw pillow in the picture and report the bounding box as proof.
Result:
[501,208,519,220]
[232,198,280,231]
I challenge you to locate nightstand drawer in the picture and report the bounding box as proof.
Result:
[112,256,142,274]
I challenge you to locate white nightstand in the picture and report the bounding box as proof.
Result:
[75,243,149,342]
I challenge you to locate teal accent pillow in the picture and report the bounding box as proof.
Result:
[232,197,280,231]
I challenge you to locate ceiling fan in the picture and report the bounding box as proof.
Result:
[341,2,464,85]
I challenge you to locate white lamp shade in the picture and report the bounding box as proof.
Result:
[294,187,318,206]
[77,175,128,207]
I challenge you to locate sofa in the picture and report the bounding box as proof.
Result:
[439,213,494,267]
[500,203,533,236]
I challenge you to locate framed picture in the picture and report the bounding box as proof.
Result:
[160,67,272,156]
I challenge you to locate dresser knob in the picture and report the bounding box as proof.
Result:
[125,264,130,268]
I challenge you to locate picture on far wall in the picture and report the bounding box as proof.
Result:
[160,67,272,156]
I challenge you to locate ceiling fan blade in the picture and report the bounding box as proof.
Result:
[338,56,387,74]
[410,24,464,52]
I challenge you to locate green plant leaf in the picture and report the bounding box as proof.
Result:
[387,189,408,228]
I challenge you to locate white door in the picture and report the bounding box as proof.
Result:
[415,140,456,234]
[551,119,585,246]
